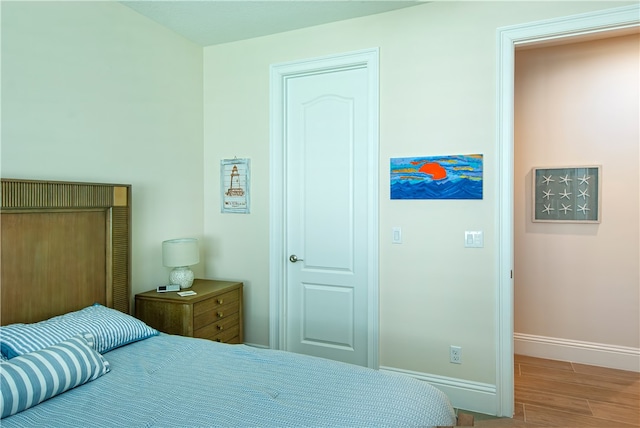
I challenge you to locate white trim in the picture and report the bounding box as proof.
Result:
[269,62,286,351]
[515,333,640,373]
[380,366,497,415]
[366,50,381,370]
[496,4,640,418]
[269,48,380,368]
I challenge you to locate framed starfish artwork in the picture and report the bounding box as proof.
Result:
[532,165,601,223]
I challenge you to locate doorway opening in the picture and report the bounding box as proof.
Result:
[497,4,639,417]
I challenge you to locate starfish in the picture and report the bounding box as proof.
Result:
[542,175,554,185]
[542,204,554,214]
[559,174,572,185]
[578,175,590,185]
[560,204,572,214]
[542,189,554,200]
[578,188,590,200]
[559,189,572,199]
[578,203,591,215]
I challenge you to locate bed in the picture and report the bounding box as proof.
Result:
[0,178,464,427]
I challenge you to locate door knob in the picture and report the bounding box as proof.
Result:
[289,254,304,263]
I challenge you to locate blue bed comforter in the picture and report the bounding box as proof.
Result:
[2,334,456,427]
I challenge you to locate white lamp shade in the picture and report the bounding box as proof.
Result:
[162,238,199,267]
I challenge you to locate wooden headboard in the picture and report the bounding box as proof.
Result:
[0,179,132,325]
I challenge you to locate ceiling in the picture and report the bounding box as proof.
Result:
[119,1,424,46]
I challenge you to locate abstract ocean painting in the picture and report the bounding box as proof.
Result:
[390,154,483,200]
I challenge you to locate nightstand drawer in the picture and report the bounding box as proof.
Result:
[194,312,239,342]
[194,289,239,314]
[193,299,239,330]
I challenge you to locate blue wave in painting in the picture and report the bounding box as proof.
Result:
[391,177,483,200]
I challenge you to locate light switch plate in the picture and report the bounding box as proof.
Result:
[392,227,402,244]
[464,230,483,248]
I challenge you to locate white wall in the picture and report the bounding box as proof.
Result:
[1,1,204,296]
[202,0,636,392]
[514,34,639,366]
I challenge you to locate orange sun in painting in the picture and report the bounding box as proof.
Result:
[419,162,447,180]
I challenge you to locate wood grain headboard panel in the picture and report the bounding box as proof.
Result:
[1,179,131,325]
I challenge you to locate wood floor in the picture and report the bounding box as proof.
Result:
[472,354,640,427]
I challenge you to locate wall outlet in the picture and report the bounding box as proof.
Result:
[450,345,462,364]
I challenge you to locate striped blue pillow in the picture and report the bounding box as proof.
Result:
[0,333,110,418]
[0,304,158,359]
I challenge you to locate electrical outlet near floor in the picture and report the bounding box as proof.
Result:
[450,345,462,364]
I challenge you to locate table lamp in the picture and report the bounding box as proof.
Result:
[162,238,199,289]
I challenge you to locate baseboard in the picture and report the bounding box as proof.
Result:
[514,333,640,372]
[243,342,269,349]
[380,366,498,416]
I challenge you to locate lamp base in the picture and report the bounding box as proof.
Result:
[169,266,194,289]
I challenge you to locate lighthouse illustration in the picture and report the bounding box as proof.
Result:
[226,165,245,197]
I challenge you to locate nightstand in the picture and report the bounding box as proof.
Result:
[135,279,243,344]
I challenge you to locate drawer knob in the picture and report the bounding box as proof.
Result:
[217,312,224,318]
[217,325,224,331]
[217,298,224,304]
[215,338,221,342]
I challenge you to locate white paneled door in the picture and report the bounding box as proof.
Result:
[270,49,379,367]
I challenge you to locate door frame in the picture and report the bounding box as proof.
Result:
[496,4,639,417]
[269,48,380,368]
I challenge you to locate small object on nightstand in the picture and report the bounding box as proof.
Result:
[157,284,180,293]
[177,290,197,297]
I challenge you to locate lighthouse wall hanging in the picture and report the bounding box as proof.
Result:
[390,154,483,200]
[221,158,250,213]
